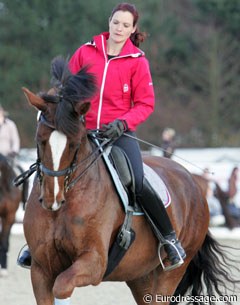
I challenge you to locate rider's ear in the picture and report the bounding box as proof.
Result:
[75,102,91,116]
[22,87,47,112]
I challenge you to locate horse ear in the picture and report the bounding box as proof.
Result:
[22,87,47,111]
[75,102,91,116]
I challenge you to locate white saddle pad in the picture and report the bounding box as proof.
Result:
[103,148,171,214]
[143,163,171,208]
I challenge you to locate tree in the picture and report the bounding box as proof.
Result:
[0,0,239,147]
[0,0,113,146]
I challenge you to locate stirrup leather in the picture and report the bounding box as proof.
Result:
[158,240,184,272]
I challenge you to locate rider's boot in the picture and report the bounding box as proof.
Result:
[17,245,31,269]
[137,177,186,271]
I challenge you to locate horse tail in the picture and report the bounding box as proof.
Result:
[174,231,240,304]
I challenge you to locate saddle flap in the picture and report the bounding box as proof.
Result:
[109,145,135,189]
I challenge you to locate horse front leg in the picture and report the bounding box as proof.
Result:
[53,250,106,300]
[31,262,54,305]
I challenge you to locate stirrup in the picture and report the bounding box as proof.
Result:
[17,244,31,269]
[157,240,184,272]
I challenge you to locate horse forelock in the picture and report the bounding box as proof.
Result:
[50,56,97,104]
[55,101,80,137]
[42,56,97,137]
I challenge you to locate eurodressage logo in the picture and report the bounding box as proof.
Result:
[142,294,238,304]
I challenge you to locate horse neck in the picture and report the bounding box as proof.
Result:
[78,134,94,159]
[73,134,102,179]
[73,136,124,226]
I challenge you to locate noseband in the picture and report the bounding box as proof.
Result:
[38,147,80,192]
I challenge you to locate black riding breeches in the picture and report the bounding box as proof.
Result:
[114,131,143,194]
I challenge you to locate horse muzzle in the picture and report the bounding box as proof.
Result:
[39,196,66,211]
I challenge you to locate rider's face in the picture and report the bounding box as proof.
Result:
[109,10,136,45]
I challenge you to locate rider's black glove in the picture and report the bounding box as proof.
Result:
[101,120,128,140]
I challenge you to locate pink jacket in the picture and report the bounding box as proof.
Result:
[69,32,155,131]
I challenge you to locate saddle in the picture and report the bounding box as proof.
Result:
[106,145,171,212]
[99,142,171,277]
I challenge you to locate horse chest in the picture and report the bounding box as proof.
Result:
[52,222,89,253]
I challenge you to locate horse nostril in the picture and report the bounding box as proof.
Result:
[39,197,43,204]
[61,199,66,205]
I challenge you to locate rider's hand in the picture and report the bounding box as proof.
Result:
[101,120,128,140]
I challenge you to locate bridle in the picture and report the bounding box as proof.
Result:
[38,143,80,192]
[14,113,110,192]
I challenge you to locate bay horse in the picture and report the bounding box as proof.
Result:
[192,173,210,198]
[22,57,239,305]
[0,153,28,274]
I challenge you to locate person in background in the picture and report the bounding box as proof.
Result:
[161,127,176,158]
[0,105,20,162]
[18,2,185,270]
[228,166,238,203]
[201,168,223,222]
[227,166,240,218]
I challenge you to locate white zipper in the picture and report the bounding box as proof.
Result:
[96,36,109,129]
[97,61,109,129]
[96,35,143,129]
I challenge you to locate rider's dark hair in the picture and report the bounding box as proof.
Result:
[109,3,147,47]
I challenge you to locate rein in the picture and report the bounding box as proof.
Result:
[63,134,110,191]
[14,129,213,189]
[13,115,111,191]
[123,133,215,175]
[14,135,110,191]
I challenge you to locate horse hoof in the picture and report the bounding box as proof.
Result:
[0,268,8,277]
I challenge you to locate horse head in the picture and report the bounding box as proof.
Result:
[22,56,97,211]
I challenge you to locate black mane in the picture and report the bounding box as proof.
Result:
[41,56,97,136]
